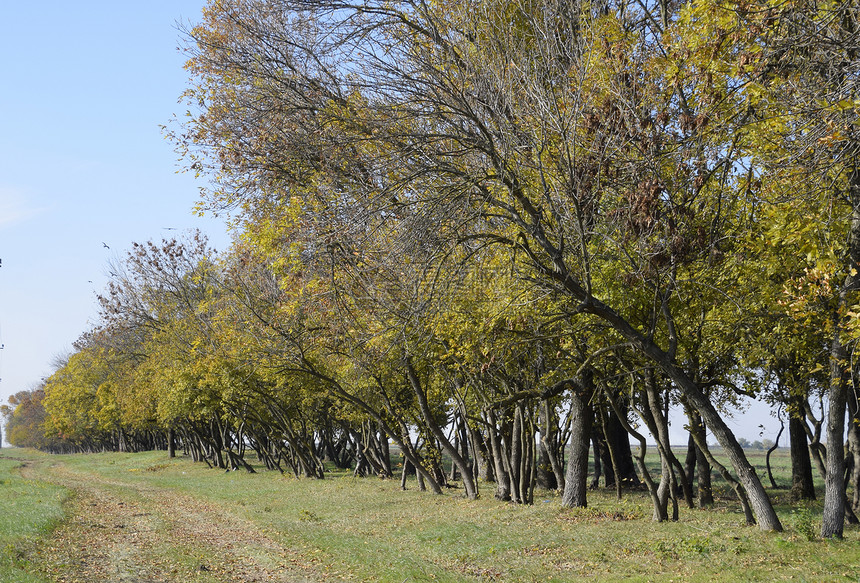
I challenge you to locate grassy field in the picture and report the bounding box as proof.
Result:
[0,446,858,582]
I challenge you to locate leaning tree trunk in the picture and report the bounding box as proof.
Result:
[562,287,783,530]
[658,365,778,528]
[604,383,664,518]
[406,359,478,500]
[765,420,784,489]
[406,361,478,499]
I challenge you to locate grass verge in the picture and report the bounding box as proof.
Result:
[0,451,68,583]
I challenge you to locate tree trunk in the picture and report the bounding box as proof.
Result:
[597,406,622,499]
[684,432,697,491]
[561,384,593,508]
[823,165,860,538]
[765,420,784,489]
[604,384,663,518]
[510,406,524,503]
[847,392,860,514]
[684,407,714,507]
[537,400,559,490]
[803,400,829,480]
[460,400,492,482]
[589,434,603,490]
[789,407,816,501]
[400,458,412,490]
[516,404,536,505]
[167,428,176,459]
[695,435,714,507]
[406,360,478,499]
[595,394,640,491]
[823,329,848,538]
[661,370,776,526]
[641,374,674,521]
[605,407,640,489]
[564,286,783,530]
[485,409,512,501]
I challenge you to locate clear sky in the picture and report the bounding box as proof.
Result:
[0,1,782,446]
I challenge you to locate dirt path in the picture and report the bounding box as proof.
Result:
[17,460,328,583]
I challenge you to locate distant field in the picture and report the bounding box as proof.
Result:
[0,447,857,582]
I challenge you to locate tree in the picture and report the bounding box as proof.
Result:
[2,385,68,450]
[733,0,860,537]
[175,0,783,530]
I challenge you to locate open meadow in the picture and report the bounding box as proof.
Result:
[0,447,858,582]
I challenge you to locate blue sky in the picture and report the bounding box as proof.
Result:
[0,1,230,418]
[0,1,781,445]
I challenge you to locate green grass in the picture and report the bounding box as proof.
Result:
[0,451,68,583]
[1,447,858,582]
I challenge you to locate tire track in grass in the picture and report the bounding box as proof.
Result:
[17,460,331,583]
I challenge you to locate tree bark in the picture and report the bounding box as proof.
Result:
[649,359,777,527]
[589,434,603,490]
[822,167,860,538]
[640,374,674,520]
[510,405,524,503]
[695,434,714,507]
[561,383,593,508]
[848,416,860,513]
[516,404,536,504]
[803,400,829,480]
[597,405,622,499]
[847,390,860,514]
[684,432,697,491]
[485,409,512,501]
[789,406,816,501]
[537,399,559,491]
[823,329,849,538]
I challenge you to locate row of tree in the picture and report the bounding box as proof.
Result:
[4,0,860,538]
